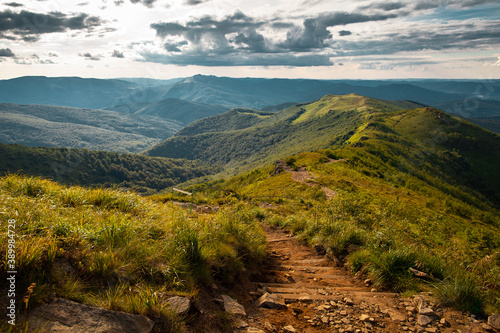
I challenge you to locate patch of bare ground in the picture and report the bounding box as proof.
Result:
[288,166,337,200]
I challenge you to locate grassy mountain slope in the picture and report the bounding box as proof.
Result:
[0,143,218,193]
[0,103,181,153]
[176,108,275,136]
[184,101,500,313]
[0,174,266,331]
[146,94,415,173]
[204,148,500,313]
[105,98,230,125]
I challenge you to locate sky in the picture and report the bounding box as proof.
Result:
[0,0,499,80]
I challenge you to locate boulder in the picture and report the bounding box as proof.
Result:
[417,314,434,326]
[488,314,500,330]
[166,296,191,316]
[27,298,154,333]
[222,295,246,316]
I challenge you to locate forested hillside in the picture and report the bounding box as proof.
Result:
[0,143,218,193]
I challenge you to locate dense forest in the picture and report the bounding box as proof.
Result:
[0,143,218,193]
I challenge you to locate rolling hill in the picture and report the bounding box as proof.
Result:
[105,97,229,125]
[0,103,181,153]
[145,95,415,170]
[149,93,500,205]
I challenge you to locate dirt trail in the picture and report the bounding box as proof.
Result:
[232,224,489,333]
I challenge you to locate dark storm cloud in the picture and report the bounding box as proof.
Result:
[280,12,398,51]
[3,2,23,7]
[148,11,338,66]
[185,0,207,5]
[129,0,156,7]
[111,49,124,58]
[359,2,407,11]
[339,30,352,36]
[164,41,187,52]
[151,11,270,54]
[0,9,104,41]
[0,47,14,56]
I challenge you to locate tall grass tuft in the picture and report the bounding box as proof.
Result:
[433,272,485,315]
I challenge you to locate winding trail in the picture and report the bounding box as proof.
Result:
[231,224,485,333]
[239,224,404,332]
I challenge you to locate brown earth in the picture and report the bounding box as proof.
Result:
[188,223,496,333]
[288,166,337,200]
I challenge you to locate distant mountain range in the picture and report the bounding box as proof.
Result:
[2,75,499,112]
[0,75,499,154]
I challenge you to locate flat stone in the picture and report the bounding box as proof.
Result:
[488,314,500,330]
[27,298,154,333]
[386,308,406,322]
[247,328,265,333]
[425,328,437,333]
[222,295,246,316]
[359,314,370,322]
[344,297,354,306]
[254,293,286,310]
[283,325,297,332]
[166,296,191,315]
[418,307,435,316]
[417,314,434,326]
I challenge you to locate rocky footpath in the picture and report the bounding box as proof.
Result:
[218,224,499,333]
